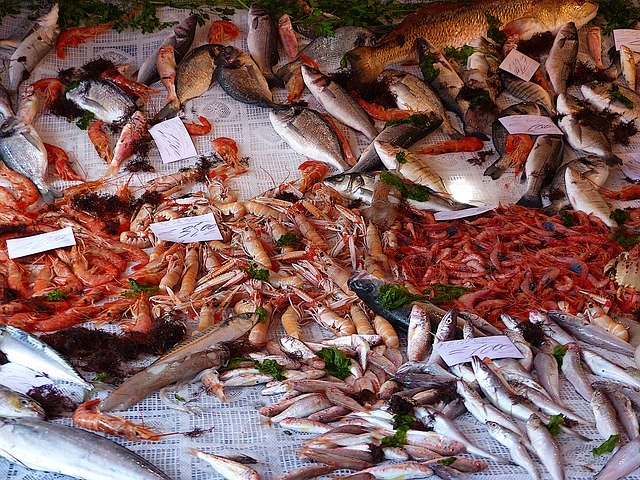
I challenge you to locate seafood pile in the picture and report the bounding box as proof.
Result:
[2,1,640,480]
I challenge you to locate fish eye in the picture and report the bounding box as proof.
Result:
[20,399,28,405]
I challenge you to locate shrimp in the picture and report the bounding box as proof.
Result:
[350,305,375,336]
[418,136,485,155]
[0,163,39,209]
[30,78,64,109]
[241,226,272,270]
[373,315,399,348]
[184,116,212,136]
[281,304,303,339]
[119,230,152,248]
[207,20,240,44]
[56,23,114,59]
[292,213,328,251]
[312,305,356,336]
[56,246,120,287]
[178,243,199,299]
[249,302,273,346]
[44,143,84,182]
[99,69,157,100]
[600,185,640,201]
[350,91,412,121]
[296,160,329,194]
[505,134,535,178]
[245,200,287,221]
[87,120,112,164]
[199,368,227,401]
[122,294,154,334]
[159,251,185,293]
[211,137,247,175]
[585,303,629,340]
[72,399,161,441]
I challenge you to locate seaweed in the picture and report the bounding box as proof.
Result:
[26,385,77,419]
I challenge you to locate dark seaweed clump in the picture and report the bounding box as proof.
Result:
[125,159,155,173]
[574,107,638,146]
[517,320,546,348]
[516,32,554,60]
[468,149,494,166]
[572,61,618,85]
[0,224,27,236]
[26,385,77,419]
[139,190,163,207]
[72,192,136,217]
[58,59,117,84]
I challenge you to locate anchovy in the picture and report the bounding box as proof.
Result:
[516,135,564,209]
[526,414,565,480]
[486,421,540,480]
[66,79,136,125]
[511,381,593,425]
[595,437,640,480]
[546,22,578,96]
[247,4,282,88]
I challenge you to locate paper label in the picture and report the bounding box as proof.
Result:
[499,49,540,81]
[6,227,76,259]
[498,115,563,135]
[437,336,524,367]
[0,363,53,394]
[149,116,198,164]
[614,29,640,52]
[618,153,640,180]
[150,213,223,242]
[435,206,495,221]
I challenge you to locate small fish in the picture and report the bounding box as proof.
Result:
[604,389,640,440]
[500,72,555,115]
[533,340,563,405]
[66,79,136,125]
[407,303,431,362]
[587,26,605,70]
[581,81,640,125]
[620,45,637,90]
[0,384,44,419]
[565,163,615,228]
[106,110,147,177]
[323,171,376,203]
[581,349,640,390]
[595,437,640,480]
[545,22,578,96]
[561,343,594,402]
[0,116,61,204]
[269,107,350,172]
[516,135,564,208]
[191,448,261,479]
[247,4,282,89]
[486,421,540,480]
[526,414,565,480]
[591,389,623,442]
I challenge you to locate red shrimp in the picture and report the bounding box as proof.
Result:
[44,143,84,182]
[207,20,240,44]
[184,116,212,136]
[56,23,114,59]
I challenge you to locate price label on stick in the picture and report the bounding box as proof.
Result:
[614,29,640,52]
[499,49,540,81]
[498,115,563,135]
[149,116,198,164]
[436,336,524,366]
[6,227,76,259]
[150,213,223,243]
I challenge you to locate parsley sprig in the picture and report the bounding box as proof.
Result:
[122,278,160,298]
[316,347,351,380]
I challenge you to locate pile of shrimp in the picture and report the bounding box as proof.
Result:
[392,205,625,326]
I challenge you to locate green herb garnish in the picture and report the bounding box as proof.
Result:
[559,209,576,227]
[316,347,351,380]
[341,51,361,69]
[598,0,640,34]
[610,208,630,225]
[610,86,634,109]
[254,359,286,381]
[377,284,424,309]
[469,89,492,108]
[380,412,415,448]
[384,113,438,129]
[93,372,108,382]
[552,344,568,369]
[485,13,506,44]
[174,393,186,402]
[276,232,301,247]
[379,171,431,202]
[255,306,269,324]
[393,412,416,430]
[395,151,407,164]
[221,357,252,371]
[122,278,160,298]
[546,414,565,437]
[443,45,475,64]
[424,283,469,305]
[380,429,408,447]
[611,231,640,249]
[45,288,68,302]
[437,457,457,466]
[593,434,620,456]
[245,263,269,281]
[75,111,95,130]
[419,52,439,83]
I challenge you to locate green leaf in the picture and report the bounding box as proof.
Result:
[45,288,68,302]
[75,111,95,130]
[443,45,475,64]
[558,209,576,227]
[610,208,630,225]
[93,372,108,382]
[392,412,415,430]
[485,13,506,44]
[316,347,351,380]
[395,151,407,164]
[245,263,269,281]
[546,414,565,437]
[419,53,439,83]
[174,393,186,402]
[221,357,252,371]
[122,278,159,298]
[592,434,620,456]
[611,231,640,249]
[380,428,408,447]
[255,306,269,324]
[378,284,424,309]
[254,359,286,381]
[437,457,457,466]
[469,90,491,108]
[610,86,634,109]
[598,0,640,34]
[424,283,469,305]
[276,232,301,247]
[379,171,431,202]
[552,345,568,369]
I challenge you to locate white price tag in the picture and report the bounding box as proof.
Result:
[498,115,563,135]
[434,206,495,221]
[0,363,53,394]
[614,29,640,52]
[499,49,540,81]
[6,227,76,259]
[150,213,223,243]
[437,336,524,367]
[149,116,198,164]
[619,153,640,180]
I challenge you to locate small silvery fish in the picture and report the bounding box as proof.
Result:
[545,22,578,96]
[591,389,623,441]
[191,449,261,480]
[247,4,282,88]
[66,79,136,125]
[486,421,540,480]
[595,437,640,480]
[516,135,564,208]
[323,171,376,203]
[0,384,45,419]
[526,414,565,480]
[565,163,616,228]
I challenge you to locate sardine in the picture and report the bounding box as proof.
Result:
[516,135,564,208]
[560,343,594,402]
[136,15,197,86]
[0,384,44,419]
[591,389,623,441]
[581,81,640,124]
[101,313,258,411]
[0,417,171,479]
[347,0,598,83]
[526,414,565,480]
[566,160,615,227]
[8,5,59,92]
[546,22,578,96]
[247,4,282,88]
[595,437,640,480]
[301,65,377,140]
[544,156,608,214]
[486,421,540,480]
[0,116,61,203]
[323,172,376,203]
[500,72,555,115]
[66,79,136,125]
[269,107,350,172]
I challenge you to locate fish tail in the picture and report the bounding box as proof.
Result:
[516,192,543,209]
[153,101,180,123]
[265,71,285,89]
[483,157,507,180]
[347,45,384,84]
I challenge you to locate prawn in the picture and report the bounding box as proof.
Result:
[56,23,114,59]
[505,134,534,178]
[30,78,64,109]
[184,116,212,136]
[321,113,356,166]
[296,160,329,193]
[87,120,112,164]
[0,164,39,209]
[350,91,412,121]
[281,303,303,340]
[44,143,84,181]
[99,68,157,100]
[600,185,640,201]
[418,136,485,155]
[207,20,240,44]
[72,399,162,441]
[122,294,154,334]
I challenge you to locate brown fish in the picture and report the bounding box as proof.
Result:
[348,0,598,83]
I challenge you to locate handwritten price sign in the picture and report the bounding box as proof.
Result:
[149,116,198,164]
[499,49,540,81]
[499,115,563,135]
[614,29,640,53]
[6,227,76,259]
[150,213,223,243]
[436,336,524,366]
[435,206,496,221]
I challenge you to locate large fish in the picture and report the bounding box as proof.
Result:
[247,4,282,88]
[516,135,565,208]
[581,81,640,125]
[543,156,608,214]
[347,0,599,83]
[566,163,615,227]
[66,79,136,125]
[545,22,578,96]
[323,171,377,203]
[500,72,555,115]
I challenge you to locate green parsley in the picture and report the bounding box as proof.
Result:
[255,306,269,324]
[245,263,269,281]
[443,45,475,64]
[610,86,634,109]
[592,434,620,456]
[419,52,439,83]
[424,283,469,305]
[598,0,640,34]
[395,151,407,164]
[469,89,492,108]
[75,111,95,130]
[122,278,160,298]
[559,209,576,227]
[254,359,286,381]
[221,357,252,371]
[174,393,187,402]
[316,347,351,380]
[45,288,68,302]
[546,414,565,437]
[611,231,640,249]
[377,284,424,309]
[380,412,415,448]
[437,457,457,466]
[340,51,361,69]
[379,171,431,202]
[384,113,440,129]
[485,13,506,44]
[93,372,108,382]
[552,344,568,369]
[392,412,416,430]
[610,208,630,225]
[276,232,301,247]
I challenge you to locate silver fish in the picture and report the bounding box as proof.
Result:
[511,381,593,425]
[604,389,640,440]
[500,71,555,115]
[101,313,258,411]
[426,309,457,366]
[560,343,594,402]
[546,22,578,96]
[581,81,640,125]
[0,417,171,479]
[529,310,575,345]
[301,65,377,140]
[136,15,197,86]
[504,330,533,371]
[323,172,376,203]
[66,79,136,125]
[486,421,540,480]
[0,116,61,203]
[534,340,564,405]
[591,389,624,442]
[191,449,261,480]
[0,384,44,419]
[247,4,282,88]
[407,303,432,362]
[566,160,615,227]
[0,83,14,120]
[544,156,608,214]
[516,135,564,208]
[595,437,640,480]
[269,107,350,172]
[582,349,640,389]
[526,414,565,480]
[8,5,59,92]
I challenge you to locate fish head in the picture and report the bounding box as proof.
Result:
[441,308,458,328]
[347,270,384,299]
[323,173,349,191]
[64,80,90,104]
[174,14,198,42]
[6,394,45,419]
[533,0,599,30]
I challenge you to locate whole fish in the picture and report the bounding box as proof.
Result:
[546,22,578,96]
[512,381,593,425]
[192,449,261,480]
[604,389,640,440]
[0,384,44,419]
[595,437,640,480]
[106,110,147,177]
[0,417,171,479]
[560,343,594,402]
[347,0,598,83]
[269,107,350,172]
[487,421,540,480]
[323,171,376,203]
[136,15,197,86]
[407,303,431,362]
[247,4,282,88]
[581,349,640,390]
[533,340,563,405]
[0,84,14,120]
[101,313,258,411]
[581,81,640,124]
[9,4,59,92]
[349,113,443,172]
[565,163,616,228]
[500,71,555,115]
[526,414,565,480]
[504,330,533,371]
[0,116,61,203]
[301,65,377,140]
[66,79,136,125]
[591,389,623,441]
[516,135,564,208]
[543,156,608,214]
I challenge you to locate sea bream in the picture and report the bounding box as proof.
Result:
[347,0,599,83]
[65,79,136,125]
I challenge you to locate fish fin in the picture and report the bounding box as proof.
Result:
[604,154,622,166]
[516,193,543,209]
[153,101,180,123]
[483,158,507,179]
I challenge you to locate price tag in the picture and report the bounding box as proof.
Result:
[436,336,524,367]
[0,363,53,394]
[149,116,198,164]
[150,213,223,243]
[614,29,640,52]
[6,227,76,259]
[499,49,540,81]
[498,115,563,135]
[619,153,640,180]
[435,206,495,221]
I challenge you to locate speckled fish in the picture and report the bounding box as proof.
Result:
[9,4,59,92]
[0,116,61,203]
[323,171,376,203]
[247,4,282,88]
[516,134,564,208]
[101,313,258,411]
[581,81,640,124]
[565,163,616,228]
[546,22,578,96]
[0,417,171,479]
[66,79,136,125]
[0,384,44,419]
[269,107,350,172]
[136,15,197,86]
[500,71,555,115]
[347,0,599,83]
